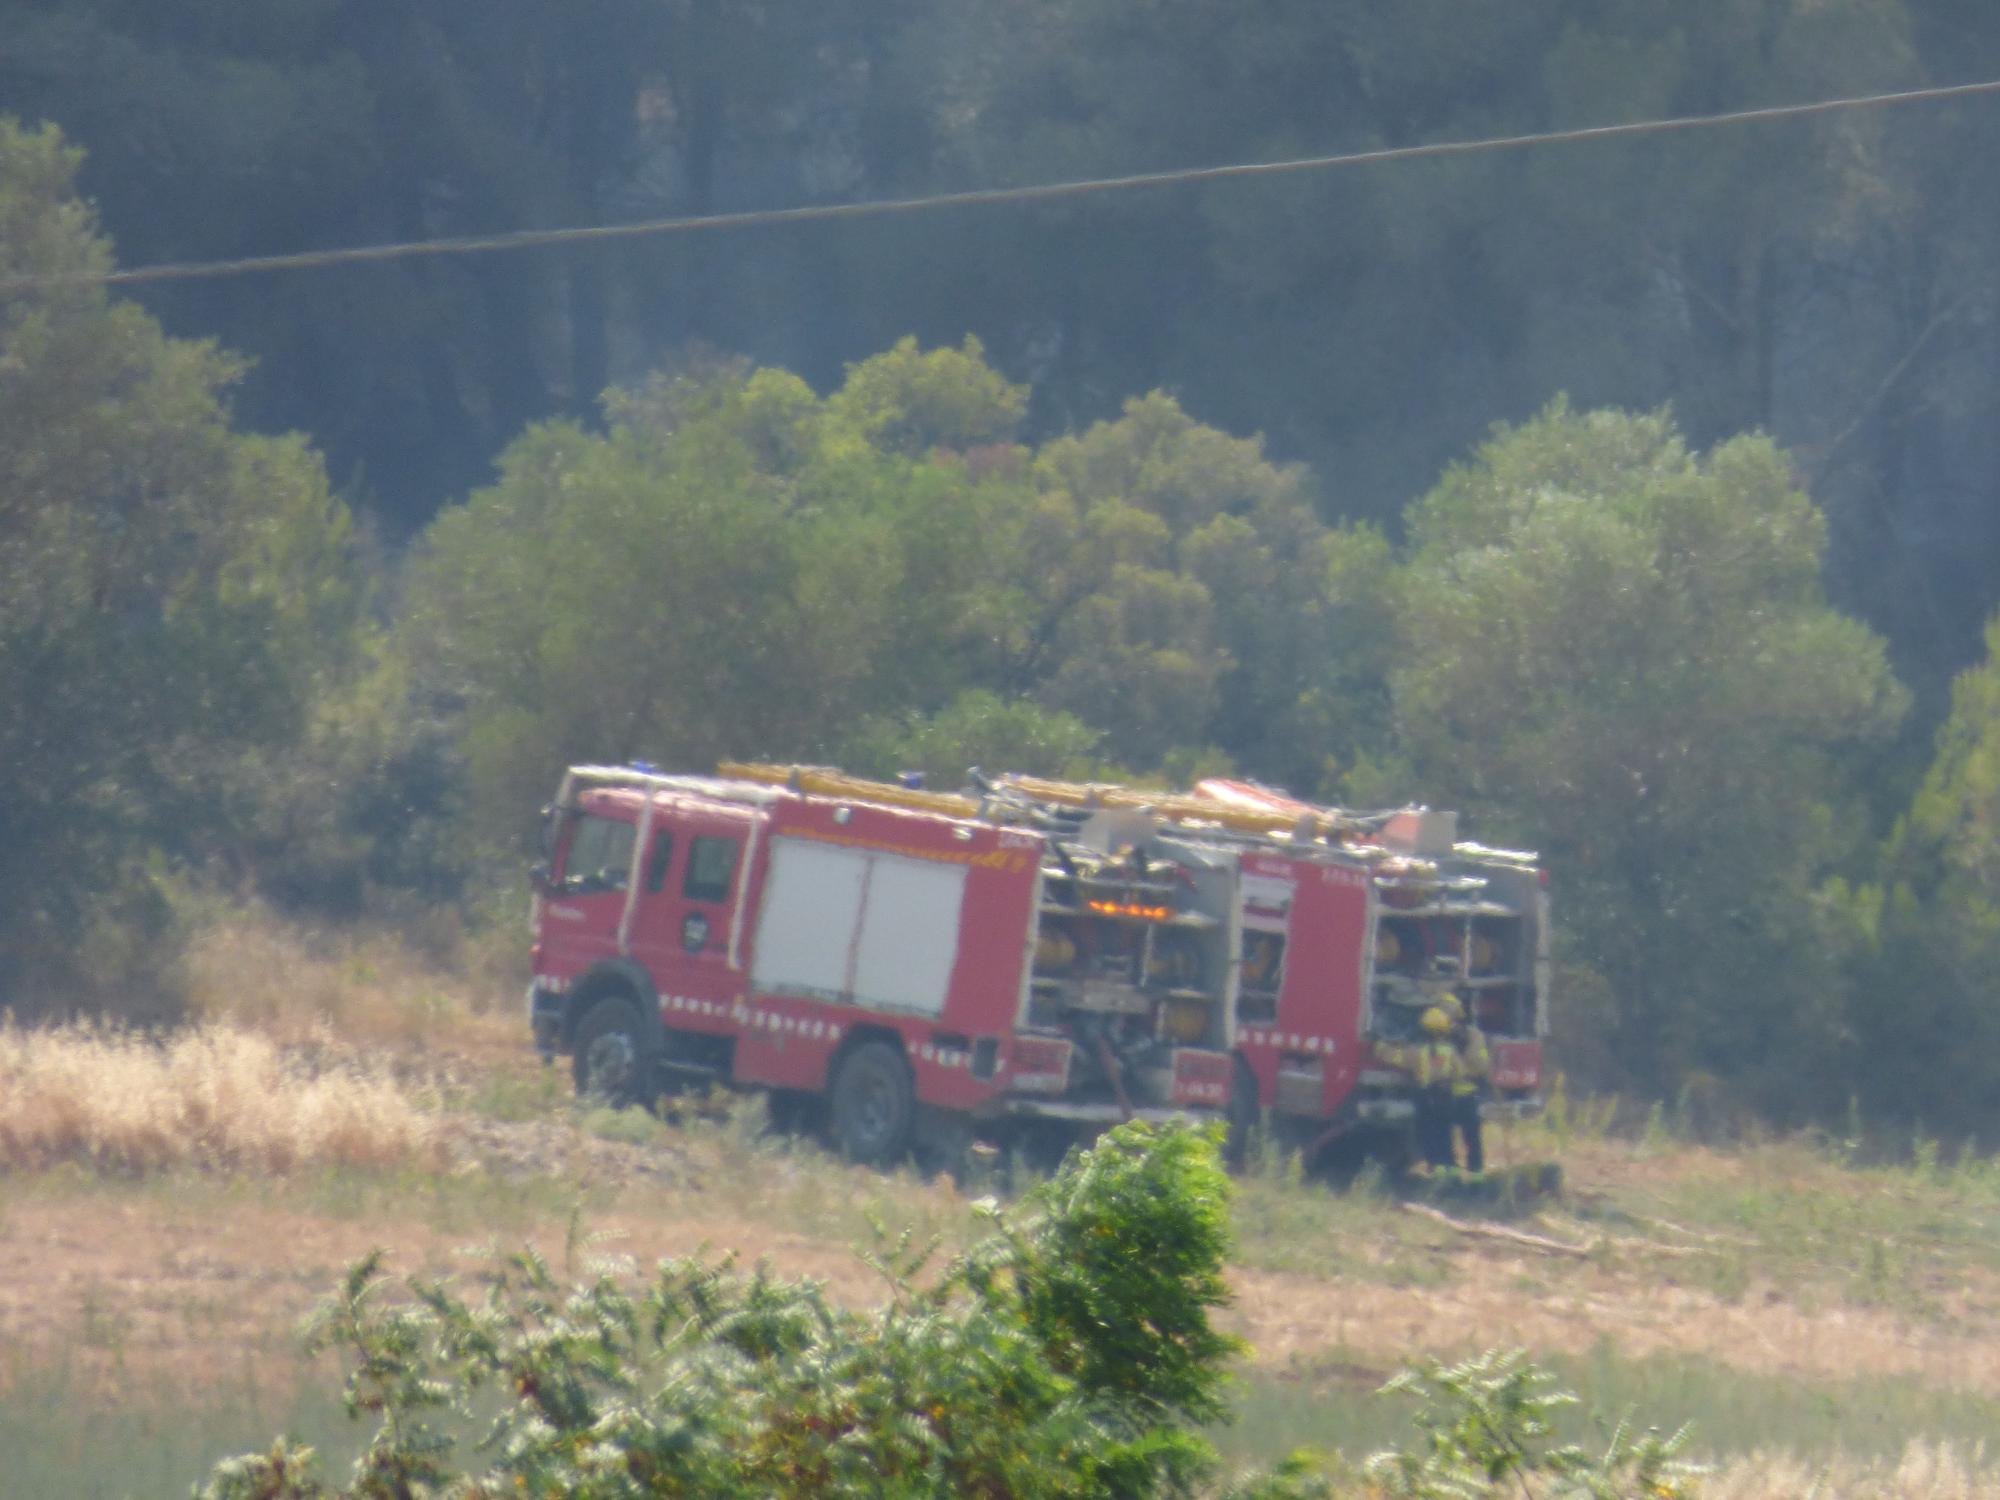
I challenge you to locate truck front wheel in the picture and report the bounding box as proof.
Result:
[572,996,651,1109]
[829,1040,915,1165]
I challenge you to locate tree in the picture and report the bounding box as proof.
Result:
[404,341,1395,849]
[1393,402,1904,1098]
[1024,393,1393,788]
[840,689,1106,790]
[0,120,360,1004]
[1837,615,2000,1134]
[402,346,1039,843]
[825,334,1028,457]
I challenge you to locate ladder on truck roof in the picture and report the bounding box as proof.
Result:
[990,772,1364,843]
[719,759,1332,841]
[707,760,1535,876]
[718,760,1377,852]
[992,773,1542,871]
[717,761,988,820]
[557,763,788,812]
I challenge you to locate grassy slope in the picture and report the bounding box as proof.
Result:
[3,906,1997,1497]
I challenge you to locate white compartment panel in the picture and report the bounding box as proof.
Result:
[749,839,868,1000]
[852,853,967,1017]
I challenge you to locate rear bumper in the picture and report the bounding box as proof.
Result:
[1354,1067,1416,1123]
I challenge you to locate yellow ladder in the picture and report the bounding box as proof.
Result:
[717,761,1351,843]
[993,773,1351,841]
[718,762,985,820]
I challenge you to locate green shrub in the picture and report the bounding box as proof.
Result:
[199,1121,1248,1499]
[198,1126,1707,1499]
[1364,1349,1701,1499]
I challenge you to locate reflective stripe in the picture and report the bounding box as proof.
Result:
[1379,1039,1460,1089]
[1453,1031,1491,1094]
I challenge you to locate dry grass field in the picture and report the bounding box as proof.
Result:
[3,904,1998,1497]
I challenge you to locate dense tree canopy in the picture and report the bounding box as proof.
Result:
[404,344,1386,835]
[0,122,359,1000]
[1394,403,1905,1094]
[4,0,1998,711]
[1838,617,2000,1122]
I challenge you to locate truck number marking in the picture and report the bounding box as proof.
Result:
[1234,1027,1336,1056]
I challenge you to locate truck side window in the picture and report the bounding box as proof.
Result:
[644,832,675,893]
[684,836,738,903]
[560,815,635,894]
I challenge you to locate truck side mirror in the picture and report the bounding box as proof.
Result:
[529,860,554,895]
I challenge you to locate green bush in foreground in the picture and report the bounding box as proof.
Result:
[201,1122,1239,1499]
[197,1124,1697,1498]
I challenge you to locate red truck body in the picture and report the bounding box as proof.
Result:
[527,765,1547,1162]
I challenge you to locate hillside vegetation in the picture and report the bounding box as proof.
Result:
[7,117,2000,1141]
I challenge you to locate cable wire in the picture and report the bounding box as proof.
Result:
[8,76,2000,295]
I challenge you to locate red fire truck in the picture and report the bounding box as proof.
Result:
[526,762,1548,1166]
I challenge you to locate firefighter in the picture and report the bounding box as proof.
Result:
[1441,992,1489,1174]
[1379,1006,1459,1171]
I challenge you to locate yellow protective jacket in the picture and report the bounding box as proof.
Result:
[1377,1037,1459,1090]
[1452,1028,1491,1097]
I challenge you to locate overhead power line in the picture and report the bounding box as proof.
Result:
[8,76,2000,295]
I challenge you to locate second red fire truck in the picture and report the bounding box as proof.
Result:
[526,762,1548,1167]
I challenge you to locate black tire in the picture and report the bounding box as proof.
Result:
[571,996,651,1109]
[828,1040,916,1165]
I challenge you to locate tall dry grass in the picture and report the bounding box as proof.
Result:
[0,1023,444,1174]
[1705,1441,1996,1498]
[179,902,519,1061]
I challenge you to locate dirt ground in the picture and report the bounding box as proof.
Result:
[6,1119,1999,1405]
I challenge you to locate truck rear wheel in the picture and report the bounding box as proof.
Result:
[572,996,651,1109]
[829,1040,915,1165]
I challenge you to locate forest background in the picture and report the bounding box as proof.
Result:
[6,0,2000,1137]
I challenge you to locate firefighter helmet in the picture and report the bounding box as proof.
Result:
[1436,992,1466,1025]
[1420,1006,1452,1036]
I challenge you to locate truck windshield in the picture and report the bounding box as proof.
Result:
[560,814,636,894]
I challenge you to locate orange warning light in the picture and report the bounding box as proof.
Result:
[1086,898,1174,921]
